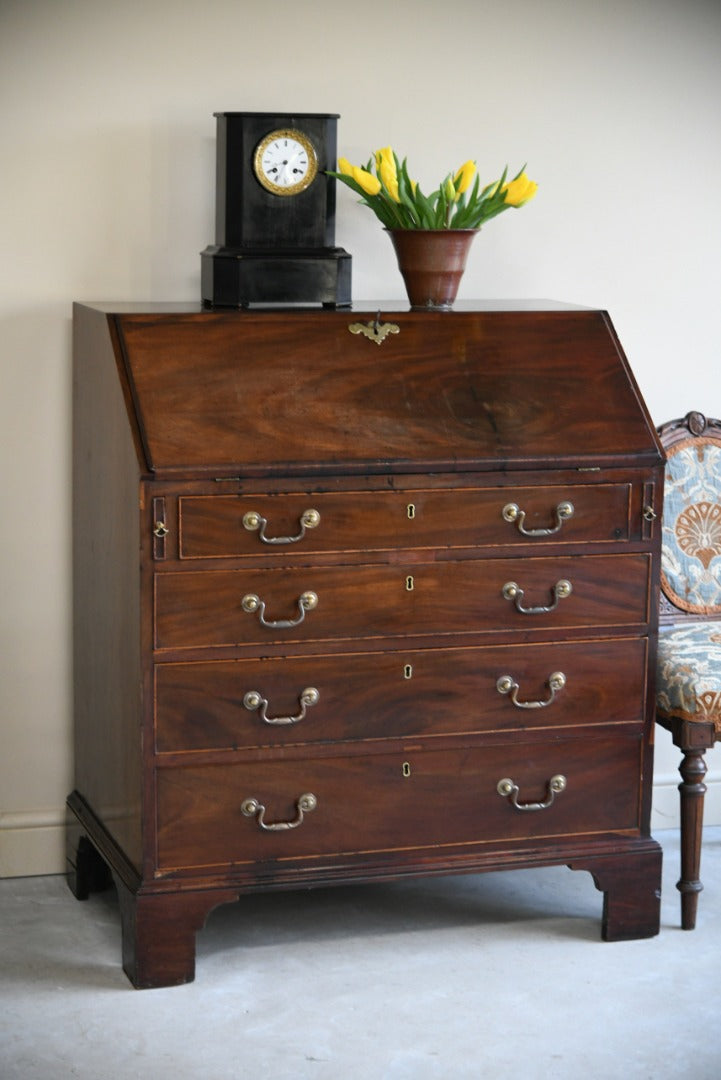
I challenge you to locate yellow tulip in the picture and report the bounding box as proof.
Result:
[352,165,381,197]
[337,157,381,196]
[380,166,399,201]
[337,146,535,229]
[375,146,395,172]
[376,147,400,202]
[453,160,476,196]
[502,172,538,207]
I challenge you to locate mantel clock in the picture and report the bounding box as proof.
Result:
[201,111,352,307]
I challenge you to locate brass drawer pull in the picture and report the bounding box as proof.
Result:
[502,500,574,536]
[502,578,572,615]
[496,671,566,709]
[241,590,318,629]
[243,687,320,725]
[496,774,567,811]
[153,521,169,538]
[241,793,317,831]
[242,508,320,545]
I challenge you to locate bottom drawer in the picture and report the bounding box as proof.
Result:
[155,736,643,872]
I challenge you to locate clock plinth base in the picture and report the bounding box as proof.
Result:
[201,246,352,308]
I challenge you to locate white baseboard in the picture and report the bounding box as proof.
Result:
[651,774,721,832]
[0,808,67,878]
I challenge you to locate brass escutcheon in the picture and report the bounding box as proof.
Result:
[348,314,400,345]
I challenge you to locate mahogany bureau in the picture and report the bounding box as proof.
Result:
[67,300,665,988]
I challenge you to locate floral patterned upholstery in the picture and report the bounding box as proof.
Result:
[661,435,721,614]
[657,430,721,728]
[657,621,721,730]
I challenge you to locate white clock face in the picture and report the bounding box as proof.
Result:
[254,129,318,196]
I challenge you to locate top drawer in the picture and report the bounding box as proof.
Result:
[178,484,633,559]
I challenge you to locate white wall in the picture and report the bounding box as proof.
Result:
[1,0,720,875]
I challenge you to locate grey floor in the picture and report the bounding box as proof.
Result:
[1,829,719,1080]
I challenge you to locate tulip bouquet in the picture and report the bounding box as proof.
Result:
[329,147,537,230]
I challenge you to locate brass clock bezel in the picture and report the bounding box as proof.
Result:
[253,128,319,196]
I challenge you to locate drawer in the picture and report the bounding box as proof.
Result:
[154,637,648,752]
[155,734,643,871]
[177,484,633,559]
[154,554,651,650]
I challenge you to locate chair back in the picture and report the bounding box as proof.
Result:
[657,410,721,622]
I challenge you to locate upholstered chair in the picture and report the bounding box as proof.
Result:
[656,410,721,929]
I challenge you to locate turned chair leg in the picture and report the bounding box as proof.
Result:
[677,747,708,930]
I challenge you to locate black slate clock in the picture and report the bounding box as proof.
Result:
[201,112,352,307]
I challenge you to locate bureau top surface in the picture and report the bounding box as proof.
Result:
[75,302,662,478]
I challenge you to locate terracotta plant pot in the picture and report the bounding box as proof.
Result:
[386,228,478,309]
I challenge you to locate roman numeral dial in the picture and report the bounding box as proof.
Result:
[254,128,318,196]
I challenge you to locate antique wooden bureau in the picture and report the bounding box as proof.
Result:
[67,300,665,988]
